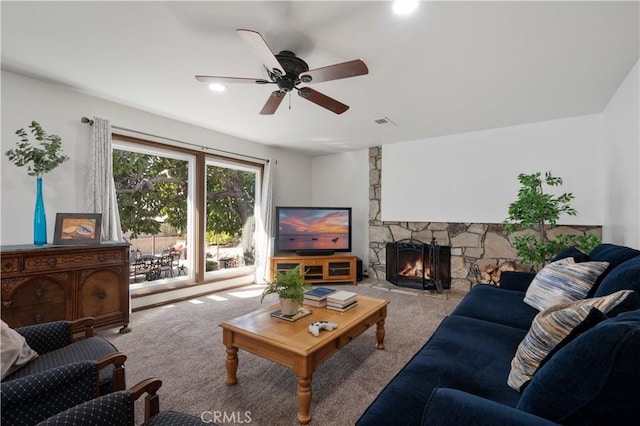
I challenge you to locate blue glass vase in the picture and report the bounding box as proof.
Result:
[34,177,47,246]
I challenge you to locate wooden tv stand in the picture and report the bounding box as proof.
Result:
[269,254,357,285]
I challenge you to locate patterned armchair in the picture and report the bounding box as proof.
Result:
[1,317,126,425]
[36,378,210,426]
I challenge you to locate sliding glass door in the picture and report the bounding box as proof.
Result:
[204,159,260,277]
[112,140,195,288]
[112,136,263,291]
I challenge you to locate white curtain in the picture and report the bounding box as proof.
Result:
[255,160,276,284]
[86,117,124,242]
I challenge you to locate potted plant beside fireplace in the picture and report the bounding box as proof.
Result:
[504,171,600,270]
[261,265,312,315]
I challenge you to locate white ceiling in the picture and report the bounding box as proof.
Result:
[2,1,639,156]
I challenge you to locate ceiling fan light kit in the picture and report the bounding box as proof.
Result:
[196,29,368,115]
[208,83,225,92]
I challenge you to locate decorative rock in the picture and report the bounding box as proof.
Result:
[450,247,463,256]
[451,232,481,248]
[450,256,468,279]
[467,223,487,234]
[546,225,582,239]
[369,200,380,221]
[428,222,449,231]
[432,231,450,245]
[369,169,380,185]
[464,247,484,258]
[407,222,428,232]
[369,248,379,263]
[389,225,412,241]
[483,232,516,259]
[448,223,467,236]
[369,225,392,242]
[413,229,433,242]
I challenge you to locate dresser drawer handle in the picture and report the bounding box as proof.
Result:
[97,290,107,299]
[34,314,43,323]
[34,288,44,298]
[98,254,106,262]
[48,258,57,267]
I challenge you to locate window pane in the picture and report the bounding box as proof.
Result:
[113,146,192,285]
[205,161,257,274]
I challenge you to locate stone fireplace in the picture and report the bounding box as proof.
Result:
[367,146,602,294]
[386,238,451,292]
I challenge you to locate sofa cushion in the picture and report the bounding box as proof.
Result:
[1,361,97,426]
[589,243,640,265]
[422,388,558,426]
[593,256,640,297]
[551,246,590,263]
[498,271,537,292]
[588,244,640,296]
[356,315,526,426]
[1,321,39,379]
[5,337,119,394]
[35,390,133,426]
[451,284,539,331]
[508,290,640,391]
[516,309,640,425]
[523,258,609,311]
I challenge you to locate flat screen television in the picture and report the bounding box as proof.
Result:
[275,206,352,256]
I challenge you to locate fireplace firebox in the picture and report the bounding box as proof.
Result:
[386,238,451,292]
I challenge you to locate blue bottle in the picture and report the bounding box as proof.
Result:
[34,177,47,246]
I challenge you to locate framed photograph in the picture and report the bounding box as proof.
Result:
[53,213,102,245]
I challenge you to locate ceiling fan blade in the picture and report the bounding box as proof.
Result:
[195,75,270,84]
[297,87,349,114]
[237,29,284,77]
[260,91,285,115]
[299,59,368,84]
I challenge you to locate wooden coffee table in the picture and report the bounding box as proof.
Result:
[219,295,389,424]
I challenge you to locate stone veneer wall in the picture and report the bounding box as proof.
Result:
[368,147,602,294]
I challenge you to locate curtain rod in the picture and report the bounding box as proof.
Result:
[80,116,269,164]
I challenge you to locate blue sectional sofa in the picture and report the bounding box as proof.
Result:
[357,244,640,425]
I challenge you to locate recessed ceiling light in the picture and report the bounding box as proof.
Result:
[208,83,226,92]
[392,0,419,16]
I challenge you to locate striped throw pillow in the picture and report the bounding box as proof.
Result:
[508,290,636,391]
[524,258,609,311]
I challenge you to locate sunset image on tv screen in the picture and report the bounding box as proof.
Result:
[278,209,349,250]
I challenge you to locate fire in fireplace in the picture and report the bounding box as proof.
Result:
[386,238,451,292]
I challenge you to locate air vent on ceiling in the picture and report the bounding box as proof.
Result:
[373,116,397,126]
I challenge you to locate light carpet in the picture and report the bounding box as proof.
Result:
[101,280,463,425]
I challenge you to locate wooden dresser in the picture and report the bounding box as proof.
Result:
[1,242,130,333]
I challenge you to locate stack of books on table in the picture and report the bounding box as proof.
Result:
[303,287,337,307]
[326,290,358,312]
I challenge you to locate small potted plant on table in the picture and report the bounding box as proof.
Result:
[261,265,312,315]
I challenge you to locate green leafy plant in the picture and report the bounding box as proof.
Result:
[5,121,69,176]
[504,171,600,269]
[112,149,255,239]
[205,230,234,246]
[546,233,601,257]
[261,266,312,304]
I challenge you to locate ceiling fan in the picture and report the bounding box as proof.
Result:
[196,29,369,115]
